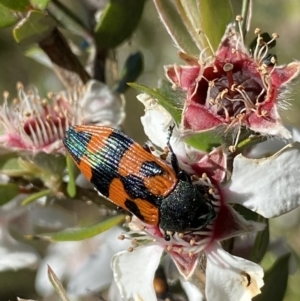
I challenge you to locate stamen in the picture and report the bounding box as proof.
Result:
[235,15,244,46]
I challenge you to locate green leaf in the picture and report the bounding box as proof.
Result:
[233,204,263,221]
[30,0,51,10]
[33,215,125,241]
[47,0,90,37]
[95,0,146,49]
[184,131,223,152]
[0,3,18,28]
[153,0,199,55]
[13,10,56,44]
[48,265,70,301]
[0,183,20,206]
[114,51,144,93]
[25,46,53,68]
[254,254,290,301]
[250,218,269,263]
[0,0,31,11]
[198,0,233,51]
[66,154,78,198]
[0,153,28,177]
[128,82,182,123]
[21,189,51,206]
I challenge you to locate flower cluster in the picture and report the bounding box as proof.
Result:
[110,23,300,301]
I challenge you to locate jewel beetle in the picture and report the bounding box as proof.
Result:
[63,125,216,240]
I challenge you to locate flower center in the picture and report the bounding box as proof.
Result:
[193,60,266,122]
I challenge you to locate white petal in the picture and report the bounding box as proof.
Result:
[67,227,128,295]
[206,244,263,301]
[138,93,191,166]
[67,243,114,295]
[292,127,300,142]
[180,279,204,301]
[112,245,164,301]
[0,227,39,271]
[225,142,300,217]
[81,80,125,126]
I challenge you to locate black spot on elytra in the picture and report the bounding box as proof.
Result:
[124,199,144,221]
[122,175,161,207]
[139,161,165,177]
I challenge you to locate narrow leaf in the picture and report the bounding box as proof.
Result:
[0,0,31,11]
[48,265,70,301]
[95,0,145,49]
[66,154,77,198]
[184,131,223,152]
[30,0,51,10]
[254,254,290,301]
[47,0,90,37]
[21,189,51,206]
[0,183,20,206]
[198,0,233,51]
[0,154,28,177]
[250,218,269,263]
[25,46,53,68]
[174,0,207,51]
[153,0,199,55]
[0,3,18,28]
[13,10,56,44]
[128,82,182,123]
[34,215,125,241]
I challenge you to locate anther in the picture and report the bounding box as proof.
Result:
[189,252,194,257]
[272,33,279,39]
[190,238,195,246]
[208,81,215,87]
[229,145,236,153]
[3,91,9,98]
[118,234,125,240]
[160,153,167,160]
[208,188,214,195]
[191,175,199,181]
[231,83,237,91]
[132,238,138,245]
[178,232,184,238]
[166,245,172,251]
[220,88,228,99]
[16,82,23,90]
[127,247,134,252]
[254,28,261,35]
[202,173,207,179]
[235,15,243,22]
[209,98,215,105]
[223,63,234,89]
[125,215,132,223]
[270,56,277,64]
[23,111,31,117]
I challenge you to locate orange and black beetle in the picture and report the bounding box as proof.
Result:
[63,125,216,240]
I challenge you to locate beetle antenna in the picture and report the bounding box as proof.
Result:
[167,124,180,175]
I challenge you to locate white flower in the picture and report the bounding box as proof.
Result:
[0,80,125,153]
[0,193,40,271]
[111,93,300,301]
[35,226,128,299]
